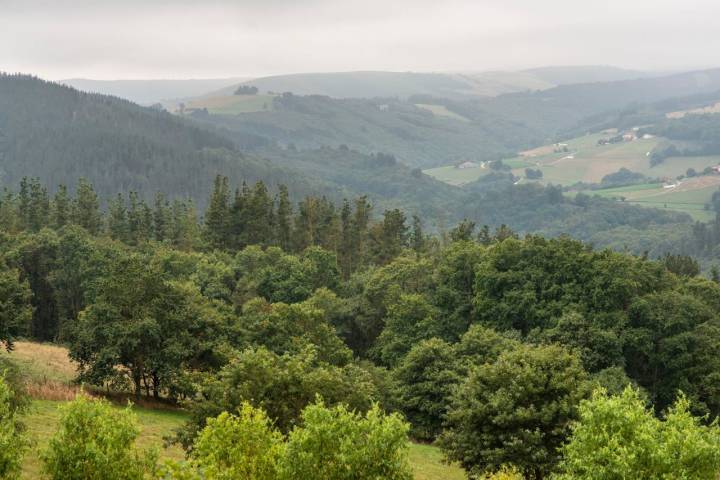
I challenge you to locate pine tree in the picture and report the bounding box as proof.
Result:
[275,185,292,251]
[410,215,425,255]
[72,178,102,235]
[203,175,230,250]
[107,193,129,242]
[52,185,70,229]
[153,192,171,242]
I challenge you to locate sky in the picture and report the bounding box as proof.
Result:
[2,0,719,80]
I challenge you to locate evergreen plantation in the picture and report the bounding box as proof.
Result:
[4,174,720,478]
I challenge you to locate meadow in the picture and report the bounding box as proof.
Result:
[185,94,276,114]
[1,342,465,480]
[425,131,720,220]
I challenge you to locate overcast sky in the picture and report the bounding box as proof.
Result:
[2,0,719,80]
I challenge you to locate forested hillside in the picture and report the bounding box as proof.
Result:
[4,174,720,479]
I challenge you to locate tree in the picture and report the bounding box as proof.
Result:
[41,395,156,480]
[177,346,378,448]
[438,344,590,479]
[0,374,27,479]
[70,254,209,400]
[393,338,457,441]
[558,387,720,480]
[71,178,102,235]
[162,403,284,480]
[280,401,413,480]
[275,185,292,251]
[204,175,230,250]
[0,264,32,350]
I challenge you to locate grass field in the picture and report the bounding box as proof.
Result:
[185,94,276,114]
[414,104,469,122]
[589,176,720,221]
[4,342,465,479]
[425,131,720,220]
[423,164,490,185]
[19,400,187,479]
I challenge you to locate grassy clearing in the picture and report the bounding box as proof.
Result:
[414,104,469,122]
[409,443,465,480]
[6,341,464,480]
[18,400,187,479]
[590,177,720,221]
[423,164,490,185]
[186,94,275,114]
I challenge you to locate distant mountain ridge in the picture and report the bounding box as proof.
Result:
[59,77,252,105]
[207,66,651,99]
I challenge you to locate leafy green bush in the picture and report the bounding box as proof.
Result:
[0,373,27,479]
[161,403,284,480]
[558,387,720,480]
[41,395,157,480]
[280,401,412,480]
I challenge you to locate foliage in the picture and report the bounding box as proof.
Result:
[41,395,156,480]
[177,346,378,448]
[0,373,27,479]
[558,387,720,480]
[0,262,32,350]
[162,403,284,480]
[280,400,413,480]
[438,344,590,479]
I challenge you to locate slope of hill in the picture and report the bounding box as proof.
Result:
[0,74,330,205]
[0,74,474,215]
[522,65,650,85]
[60,77,251,105]
[205,66,656,100]
[188,94,542,168]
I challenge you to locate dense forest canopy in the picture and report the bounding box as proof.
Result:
[4,172,720,478]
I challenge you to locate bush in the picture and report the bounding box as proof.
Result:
[558,387,720,479]
[161,403,284,480]
[41,395,156,480]
[280,401,412,480]
[0,373,27,479]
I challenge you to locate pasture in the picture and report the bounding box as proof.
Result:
[2,342,464,480]
[185,94,276,114]
[415,104,470,122]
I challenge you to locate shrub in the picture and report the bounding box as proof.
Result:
[0,373,27,479]
[41,395,156,480]
[280,400,412,480]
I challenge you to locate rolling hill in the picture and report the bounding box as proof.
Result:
[205,66,653,100]
[60,77,251,105]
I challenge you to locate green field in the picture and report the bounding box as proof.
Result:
[589,178,720,221]
[19,400,187,479]
[423,164,490,185]
[5,342,464,479]
[424,131,720,221]
[414,104,469,122]
[185,94,276,114]
[423,157,534,185]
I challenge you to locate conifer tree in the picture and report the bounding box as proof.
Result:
[275,185,292,251]
[204,175,230,250]
[52,185,70,230]
[71,178,102,235]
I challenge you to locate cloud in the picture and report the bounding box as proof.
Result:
[1,0,718,79]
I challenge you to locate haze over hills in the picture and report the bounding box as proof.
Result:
[205,65,651,100]
[59,77,252,105]
[0,72,697,246]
